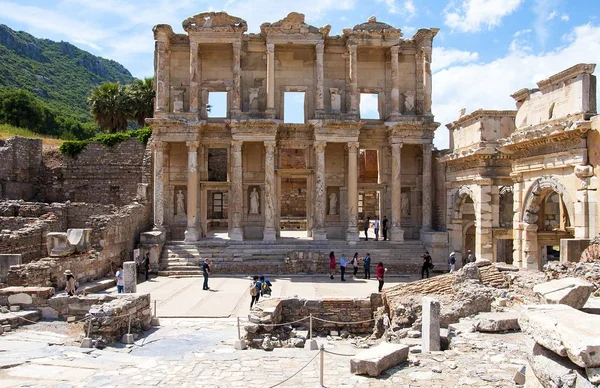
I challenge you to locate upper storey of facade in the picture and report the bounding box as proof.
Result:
[152,11,438,124]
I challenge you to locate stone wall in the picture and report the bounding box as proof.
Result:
[0,214,63,263]
[0,137,42,201]
[280,178,307,217]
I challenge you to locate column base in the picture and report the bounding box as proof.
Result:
[390,227,404,242]
[388,112,403,121]
[265,108,276,119]
[184,227,199,242]
[263,227,277,241]
[312,228,327,241]
[346,228,360,243]
[229,227,244,241]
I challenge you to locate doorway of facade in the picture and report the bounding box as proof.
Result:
[279,177,309,238]
[496,239,514,264]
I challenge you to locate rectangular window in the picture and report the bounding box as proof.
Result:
[358,193,364,214]
[213,192,223,219]
[359,93,379,120]
[284,92,305,124]
[207,92,227,118]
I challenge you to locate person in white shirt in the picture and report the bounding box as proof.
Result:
[339,254,347,282]
[374,216,380,241]
[115,266,124,293]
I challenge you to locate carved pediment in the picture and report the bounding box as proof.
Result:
[260,12,330,37]
[183,12,247,33]
[345,16,402,37]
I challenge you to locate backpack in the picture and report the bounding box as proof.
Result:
[261,281,271,296]
[249,282,259,296]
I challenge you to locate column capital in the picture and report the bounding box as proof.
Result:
[186,141,199,151]
[266,43,275,53]
[389,45,399,55]
[231,140,243,152]
[315,42,324,54]
[232,41,242,50]
[348,44,357,54]
[314,141,326,152]
[390,141,404,149]
[422,143,433,153]
[347,141,360,153]
[264,140,276,151]
[152,141,168,152]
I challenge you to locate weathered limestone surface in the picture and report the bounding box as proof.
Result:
[123,261,137,294]
[350,343,409,376]
[0,254,21,283]
[46,232,75,257]
[474,312,520,333]
[422,296,441,352]
[528,342,593,388]
[533,277,594,309]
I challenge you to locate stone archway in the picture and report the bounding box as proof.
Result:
[521,176,575,227]
[448,185,477,267]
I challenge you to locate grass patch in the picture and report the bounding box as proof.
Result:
[59,127,152,158]
[0,123,63,147]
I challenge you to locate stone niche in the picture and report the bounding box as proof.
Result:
[245,185,263,239]
[173,185,187,218]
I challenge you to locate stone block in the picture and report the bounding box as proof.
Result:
[350,343,409,376]
[560,238,591,264]
[474,312,520,332]
[9,306,20,312]
[67,228,92,253]
[46,232,75,257]
[7,293,32,305]
[513,365,526,385]
[519,304,600,368]
[586,367,600,385]
[422,296,441,352]
[529,342,592,388]
[40,307,59,320]
[123,261,137,293]
[0,254,21,283]
[533,277,594,309]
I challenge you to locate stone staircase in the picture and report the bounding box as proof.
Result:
[159,239,428,277]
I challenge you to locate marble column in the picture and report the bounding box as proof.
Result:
[313,142,327,240]
[266,43,275,116]
[155,41,170,112]
[390,46,401,117]
[153,141,166,230]
[422,143,433,230]
[348,44,358,114]
[229,141,244,241]
[390,142,404,241]
[346,142,360,242]
[263,141,277,241]
[184,141,200,242]
[189,40,200,114]
[315,42,324,112]
[123,261,137,293]
[415,50,425,115]
[232,41,242,114]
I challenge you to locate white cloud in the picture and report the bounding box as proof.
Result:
[432,47,479,72]
[432,23,600,149]
[377,0,417,19]
[546,10,558,21]
[532,0,560,47]
[513,28,532,37]
[561,14,570,22]
[443,0,523,32]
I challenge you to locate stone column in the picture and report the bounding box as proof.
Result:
[315,42,324,112]
[346,142,360,242]
[184,141,199,242]
[348,44,358,114]
[189,40,200,114]
[155,40,170,112]
[422,144,433,230]
[390,142,404,241]
[422,296,440,352]
[123,261,137,293]
[390,46,401,117]
[263,141,276,241]
[415,50,425,115]
[153,141,166,230]
[475,185,494,261]
[229,140,244,241]
[313,142,327,240]
[232,41,242,113]
[266,43,275,116]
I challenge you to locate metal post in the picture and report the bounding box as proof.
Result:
[309,314,313,340]
[319,345,324,387]
[153,300,157,318]
[128,314,132,335]
[86,316,91,338]
[237,317,241,340]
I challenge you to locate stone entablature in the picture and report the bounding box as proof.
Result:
[444,110,516,154]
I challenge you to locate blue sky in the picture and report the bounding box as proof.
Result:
[1,0,599,148]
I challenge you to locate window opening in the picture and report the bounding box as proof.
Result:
[284,92,305,123]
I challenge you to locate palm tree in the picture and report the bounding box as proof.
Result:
[127,77,155,126]
[88,82,130,133]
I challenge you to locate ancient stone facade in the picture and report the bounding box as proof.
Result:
[0,137,42,201]
[441,64,599,269]
[149,11,441,246]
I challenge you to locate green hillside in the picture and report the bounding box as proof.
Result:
[0,24,134,121]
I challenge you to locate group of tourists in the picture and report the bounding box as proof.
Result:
[249,275,273,307]
[328,251,387,292]
[363,215,389,241]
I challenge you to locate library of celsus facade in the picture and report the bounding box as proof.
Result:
[148,11,442,245]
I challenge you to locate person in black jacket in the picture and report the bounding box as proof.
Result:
[421,251,432,279]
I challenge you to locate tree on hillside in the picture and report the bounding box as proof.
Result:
[88,82,131,133]
[127,77,155,126]
[0,89,45,130]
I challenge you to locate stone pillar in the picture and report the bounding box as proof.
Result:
[185,141,199,242]
[230,140,244,241]
[415,50,425,115]
[313,141,327,240]
[315,42,324,112]
[422,144,433,230]
[123,261,137,293]
[346,142,360,242]
[523,223,539,270]
[266,43,275,116]
[232,41,242,114]
[189,40,200,114]
[155,40,170,112]
[422,296,440,352]
[348,44,358,114]
[263,140,276,241]
[390,46,401,117]
[390,142,404,241]
[153,141,166,230]
[475,185,494,261]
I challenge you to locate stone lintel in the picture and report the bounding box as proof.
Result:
[536,63,596,90]
[446,109,517,131]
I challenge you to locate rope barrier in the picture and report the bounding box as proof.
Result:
[267,348,321,388]
[323,349,356,357]
[0,306,41,325]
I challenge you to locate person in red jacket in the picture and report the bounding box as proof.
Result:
[376,262,385,292]
[329,251,336,280]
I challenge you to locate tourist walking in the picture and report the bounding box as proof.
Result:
[467,250,475,264]
[250,276,261,308]
[340,254,347,281]
[64,270,77,296]
[448,251,456,273]
[421,251,433,279]
[364,253,372,279]
[376,262,385,292]
[143,252,150,281]
[329,251,336,280]
[351,252,360,277]
[115,266,124,293]
[201,258,211,290]
[364,217,371,241]
[260,275,272,297]
[382,216,388,241]
[374,216,380,241]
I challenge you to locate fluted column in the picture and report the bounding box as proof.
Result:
[232,41,242,114]
[348,44,358,114]
[263,141,277,241]
[390,46,401,117]
[313,141,327,240]
[155,41,170,112]
[185,141,199,242]
[153,141,166,230]
[229,140,244,241]
[266,43,275,116]
[315,42,324,112]
[416,50,425,115]
[422,143,433,230]
[189,40,200,114]
[390,142,404,241]
[346,142,360,242]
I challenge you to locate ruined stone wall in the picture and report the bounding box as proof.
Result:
[0,214,63,263]
[280,178,307,217]
[0,137,42,201]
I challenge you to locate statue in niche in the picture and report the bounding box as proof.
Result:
[249,187,260,214]
[401,192,410,216]
[404,91,415,113]
[329,192,338,215]
[330,88,341,112]
[176,190,186,216]
[249,88,260,111]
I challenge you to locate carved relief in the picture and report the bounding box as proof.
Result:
[172,87,186,113]
[403,90,415,113]
[249,186,260,215]
[330,88,341,112]
[249,88,260,112]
